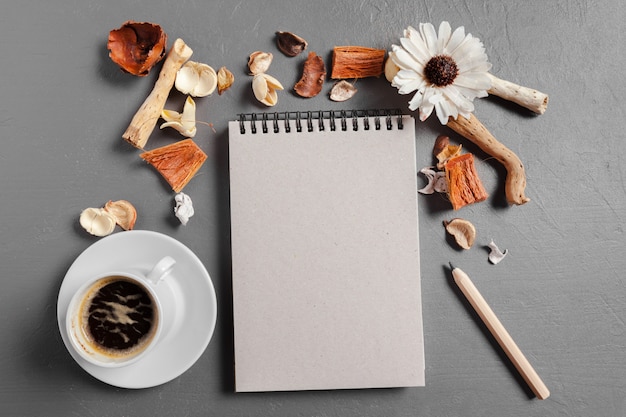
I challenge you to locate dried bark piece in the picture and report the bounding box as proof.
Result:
[487,73,548,115]
[294,52,326,98]
[444,153,489,210]
[444,218,476,250]
[123,39,193,149]
[276,31,308,57]
[140,139,207,192]
[331,46,386,79]
[107,21,167,76]
[447,114,529,205]
[329,80,357,102]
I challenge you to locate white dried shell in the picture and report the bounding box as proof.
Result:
[160,96,197,137]
[330,80,358,102]
[248,51,273,75]
[175,61,218,97]
[384,52,400,83]
[80,207,117,237]
[444,218,476,250]
[488,239,508,264]
[252,73,284,106]
[104,200,137,230]
[174,192,194,225]
[418,167,447,194]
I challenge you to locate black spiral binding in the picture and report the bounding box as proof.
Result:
[237,109,405,135]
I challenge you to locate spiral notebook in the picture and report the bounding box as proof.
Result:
[228,110,424,392]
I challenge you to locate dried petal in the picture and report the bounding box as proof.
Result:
[175,61,217,97]
[276,31,308,57]
[329,80,357,102]
[248,51,273,75]
[294,52,326,98]
[488,240,508,264]
[434,135,463,170]
[418,167,447,194]
[444,218,476,250]
[80,207,117,237]
[252,73,284,106]
[217,66,235,95]
[107,21,167,76]
[174,192,194,225]
[160,96,197,137]
[104,200,137,230]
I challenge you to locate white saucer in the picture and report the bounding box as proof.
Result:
[57,230,217,389]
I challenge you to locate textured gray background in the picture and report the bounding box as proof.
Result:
[1,0,624,416]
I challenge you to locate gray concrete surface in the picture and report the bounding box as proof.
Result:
[1,1,624,416]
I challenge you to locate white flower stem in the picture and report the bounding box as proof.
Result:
[487,73,548,115]
[447,113,530,206]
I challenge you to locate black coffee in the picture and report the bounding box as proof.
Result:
[81,277,157,356]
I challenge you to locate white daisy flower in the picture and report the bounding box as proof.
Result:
[389,22,492,125]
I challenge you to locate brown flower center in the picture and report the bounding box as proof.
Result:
[424,55,458,87]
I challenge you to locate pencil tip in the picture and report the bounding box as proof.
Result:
[448,262,455,270]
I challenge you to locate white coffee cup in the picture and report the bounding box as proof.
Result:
[66,256,177,368]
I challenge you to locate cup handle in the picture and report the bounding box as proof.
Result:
[146,256,176,285]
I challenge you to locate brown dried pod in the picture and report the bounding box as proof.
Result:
[107,21,167,76]
[294,52,326,98]
[276,31,308,57]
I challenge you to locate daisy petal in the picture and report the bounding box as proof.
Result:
[419,22,438,55]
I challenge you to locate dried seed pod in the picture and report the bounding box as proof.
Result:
[444,218,476,250]
[276,31,308,57]
[248,51,273,75]
[329,80,358,102]
[80,207,117,237]
[217,66,235,95]
[252,73,284,106]
[294,52,326,98]
[175,61,217,97]
[107,21,167,76]
[104,200,137,230]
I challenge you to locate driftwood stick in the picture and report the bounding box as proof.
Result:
[123,38,193,149]
[447,114,530,206]
[487,73,548,115]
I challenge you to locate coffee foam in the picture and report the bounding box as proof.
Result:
[78,276,159,359]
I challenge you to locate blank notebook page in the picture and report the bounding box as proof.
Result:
[228,113,424,392]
